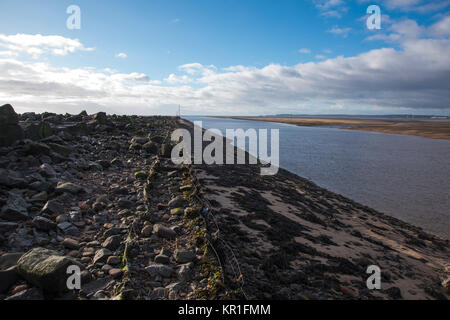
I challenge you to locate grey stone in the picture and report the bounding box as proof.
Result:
[63,238,79,250]
[16,247,75,294]
[32,216,56,231]
[93,248,112,264]
[102,235,122,251]
[154,254,170,264]
[41,200,64,215]
[0,193,29,221]
[5,287,44,300]
[178,263,194,282]
[57,222,79,235]
[39,163,56,178]
[174,249,195,263]
[145,264,174,278]
[153,224,176,239]
[0,222,19,232]
[168,195,186,208]
[55,182,85,194]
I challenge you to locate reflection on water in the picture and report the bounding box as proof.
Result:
[184,116,450,239]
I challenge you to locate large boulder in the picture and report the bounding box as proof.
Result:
[93,112,107,125]
[21,122,52,141]
[0,104,24,146]
[16,247,75,294]
[0,104,19,124]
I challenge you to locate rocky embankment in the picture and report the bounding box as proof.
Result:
[0,104,448,300]
[0,104,235,300]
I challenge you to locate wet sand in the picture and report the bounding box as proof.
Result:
[226,117,450,140]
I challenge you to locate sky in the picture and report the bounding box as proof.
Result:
[0,0,449,116]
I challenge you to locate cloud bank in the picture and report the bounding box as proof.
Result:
[0,19,449,116]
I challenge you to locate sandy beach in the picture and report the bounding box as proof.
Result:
[226,117,450,140]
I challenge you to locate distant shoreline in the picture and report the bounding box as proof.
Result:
[215,116,450,140]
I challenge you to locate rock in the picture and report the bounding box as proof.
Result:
[11,284,28,295]
[170,208,184,215]
[63,238,80,250]
[0,266,19,293]
[0,169,27,188]
[60,122,89,136]
[442,277,450,293]
[160,143,172,158]
[31,191,48,202]
[109,268,123,278]
[0,193,29,221]
[151,287,168,299]
[104,227,122,237]
[81,270,92,284]
[141,225,153,237]
[32,216,56,231]
[154,254,170,264]
[107,256,121,265]
[48,143,71,157]
[145,264,174,278]
[0,221,19,232]
[168,196,186,208]
[153,224,176,239]
[118,198,133,209]
[24,141,51,155]
[93,112,107,125]
[5,287,44,300]
[111,158,122,167]
[174,249,195,263]
[56,182,85,194]
[0,103,19,124]
[177,263,193,282]
[0,104,23,146]
[29,180,51,192]
[385,286,403,299]
[131,136,148,145]
[93,248,112,264]
[0,252,23,270]
[142,141,158,153]
[134,171,148,180]
[57,222,79,235]
[97,160,110,169]
[16,247,75,294]
[102,235,122,251]
[41,200,63,214]
[21,122,52,141]
[340,285,357,296]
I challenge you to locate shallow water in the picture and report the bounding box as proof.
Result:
[184,116,450,239]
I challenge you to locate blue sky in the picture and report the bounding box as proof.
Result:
[0,0,449,115]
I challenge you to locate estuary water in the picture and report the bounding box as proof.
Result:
[184,116,450,239]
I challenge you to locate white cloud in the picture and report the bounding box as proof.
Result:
[314,0,347,18]
[298,48,311,54]
[1,19,450,116]
[115,52,128,59]
[382,0,450,13]
[327,25,352,37]
[0,34,94,58]
[429,16,450,36]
